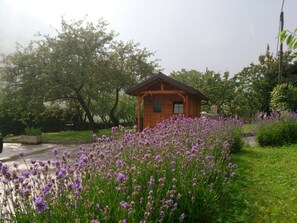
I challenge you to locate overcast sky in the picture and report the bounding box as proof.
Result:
[1,0,297,76]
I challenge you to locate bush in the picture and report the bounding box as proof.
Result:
[255,113,297,147]
[0,116,25,136]
[230,126,244,153]
[24,127,42,136]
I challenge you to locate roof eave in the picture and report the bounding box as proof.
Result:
[126,72,209,100]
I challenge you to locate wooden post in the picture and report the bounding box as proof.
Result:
[137,95,141,131]
[278,11,284,84]
[185,94,189,117]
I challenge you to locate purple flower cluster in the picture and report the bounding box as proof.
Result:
[0,115,240,222]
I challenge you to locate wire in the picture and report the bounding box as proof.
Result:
[281,0,285,12]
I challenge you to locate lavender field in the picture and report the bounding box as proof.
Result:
[0,116,242,222]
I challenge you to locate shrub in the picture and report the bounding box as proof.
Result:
[255,113,297,147]
[24,127,42,136]
[229,126,244,153]
[0,116,241,222]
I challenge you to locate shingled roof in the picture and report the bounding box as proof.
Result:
[126,72,209,100]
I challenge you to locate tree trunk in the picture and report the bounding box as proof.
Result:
[110,88,120,126]
[73,89,96,131]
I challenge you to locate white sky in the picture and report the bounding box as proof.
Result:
[1,0,297,76]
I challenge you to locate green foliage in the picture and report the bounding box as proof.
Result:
[255,114,297,147]
[279,29,297,51]
[229,126,244,153]
[24,127,42,136]
[115,93,137,125]
[270,83,297,111]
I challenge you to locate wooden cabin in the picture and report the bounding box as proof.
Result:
[126,72,209,130]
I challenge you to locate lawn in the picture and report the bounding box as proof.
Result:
[42,129,112,141]
[226,144,297,222]
[4,129,112,142]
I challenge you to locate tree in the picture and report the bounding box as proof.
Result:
[0,18,158,130]
[103,41,157,125]
[234,47,296,117]
[170,69,236,115]
[115,94,137,125]
[270,83,297,111]
[0,44,47,126]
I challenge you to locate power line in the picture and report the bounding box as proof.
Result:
[281,0,285,12]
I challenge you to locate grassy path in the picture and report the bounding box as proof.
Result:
[229,145,297,222]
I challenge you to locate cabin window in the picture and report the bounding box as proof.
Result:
[153,100,162,112]
[173,101,184,114]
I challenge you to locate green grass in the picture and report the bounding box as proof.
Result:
[225,144,297,222]
[4,129,112,142]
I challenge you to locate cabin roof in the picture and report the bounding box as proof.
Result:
[126,72,209,100]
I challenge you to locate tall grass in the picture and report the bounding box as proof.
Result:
[0,116,242,222]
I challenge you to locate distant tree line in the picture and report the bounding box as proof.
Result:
[171,46,297,119]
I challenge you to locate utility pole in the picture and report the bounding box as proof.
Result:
[278,11,284,84]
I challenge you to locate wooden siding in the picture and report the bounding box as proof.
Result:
[142,94,201,128]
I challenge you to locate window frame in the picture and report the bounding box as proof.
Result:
[153,99,162,113]
[173,101,184,114]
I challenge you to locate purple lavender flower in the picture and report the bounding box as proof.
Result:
[92,133,98,140]
[1,164,9,175]
[120,201,128,209]
[116,172,127,182]
[2,179,9,184]
[4,189,10,195]
[79,154,88,164]
[67,182,74,190]
[18,176,25,183]
[38,161,46,167]
[22,171,30,178]
[116,159,124,167]
[33,196,48,213]
[154,154,161,161]
[230,172,237,177]
[30,158,36,164]
[53,148,58,157]
[52,160,60,168]
[148,176,155,186]
[13,162,19,169]
[18,151,24,158]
